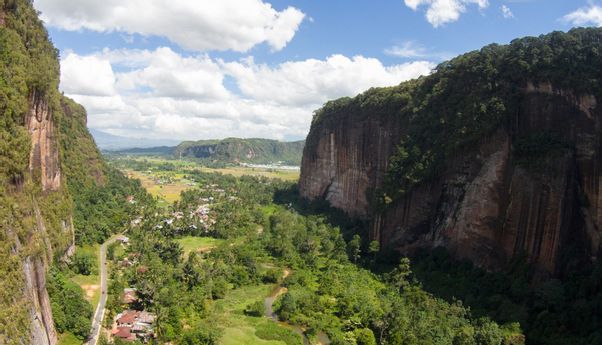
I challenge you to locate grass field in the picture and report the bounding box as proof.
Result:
[176,236,225,256]
[125,170,193,206]
[117,157,299,206]
[197,166,299,181]
[212,284,299,345]
[58,332,82,345]
[119,157,300,182]
[70,244,101,307]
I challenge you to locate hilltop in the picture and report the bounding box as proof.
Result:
[173,138,305,165]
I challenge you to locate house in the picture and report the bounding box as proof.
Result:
[137,311,156,324]
[112,327,136,342]
[116,235,129,244]
[131,217,142,227]
[122,288,138,304]
[113,310,156,343]
[117,310,139,327]
[120,258,134,268]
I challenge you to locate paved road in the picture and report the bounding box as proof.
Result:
[86,236,119,345]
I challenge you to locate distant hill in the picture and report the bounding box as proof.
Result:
[90,128,180,150]
[174,138,305,165]
[109,146,175,156]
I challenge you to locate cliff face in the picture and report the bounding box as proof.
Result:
[0,1,87,344]
[300,29,602,276]
[301,84,598,276]
[300,107,404,217]
[26,89,61,191]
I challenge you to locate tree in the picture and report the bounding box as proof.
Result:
[348,234,361,264]
[368,240,380,262]
[389,258,411,292]
[355,328,377,345]
[244,300,265,317]
[475,318,503,345]
[71,251,97,275]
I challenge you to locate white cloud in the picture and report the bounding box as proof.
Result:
[404,0,489,27]
[60,48,434,141]
[223,55,434,107]
[384,41,452,60]
[562,5,602,27]
[384,41,429,58]
[116,48,230,100]
[60,54,116,96]
[34,0,305,52]
[501,5,514,19]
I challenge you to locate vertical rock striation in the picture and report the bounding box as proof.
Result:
[26,89,61,191]
[300,80,601,276]
[23,257,57,345]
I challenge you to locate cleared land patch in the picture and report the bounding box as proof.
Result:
[176,236,225,257]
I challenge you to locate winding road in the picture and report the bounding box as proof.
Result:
[86,236,119,345]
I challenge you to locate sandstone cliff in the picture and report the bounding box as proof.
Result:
[300,29,602,276]
[0,1,89,344]
[26,89,61,191]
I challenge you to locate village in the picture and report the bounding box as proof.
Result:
[105,236,157,344]
[104,183,224,343]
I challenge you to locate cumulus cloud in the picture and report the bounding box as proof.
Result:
[61,54,116,96]
[501,5,514,19]
[404,0,489,27]
[60,48,434,140]
[34,0,305,52]
[562,5,602,27]
[223,55,434,107]
[116,48,230,100]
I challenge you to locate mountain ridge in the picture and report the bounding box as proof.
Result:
[89,128,180,150]
[174,137,305,165]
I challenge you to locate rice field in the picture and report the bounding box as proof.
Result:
[119,157,299,206]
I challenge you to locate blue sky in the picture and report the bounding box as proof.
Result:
[34,0,602,141]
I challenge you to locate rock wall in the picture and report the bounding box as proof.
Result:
[300,110,405,217]
[23,257,57,345]
[300,85,601,276]
[26,89,61,191]
[1,2,77,343]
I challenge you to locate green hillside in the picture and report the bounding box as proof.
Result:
[174,138,305,165]
[0,1,148,342]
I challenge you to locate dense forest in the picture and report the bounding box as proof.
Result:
[101,166,521,345]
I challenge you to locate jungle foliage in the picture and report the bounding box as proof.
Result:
[105,165,520,345]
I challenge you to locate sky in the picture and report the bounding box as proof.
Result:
[33,0,602,142]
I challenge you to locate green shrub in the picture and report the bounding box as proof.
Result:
[70,251,97,276]
[244,300,265,317]
[255,321,303,345]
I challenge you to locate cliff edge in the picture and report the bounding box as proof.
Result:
[0,1,105,344]
[300,28,602,277]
